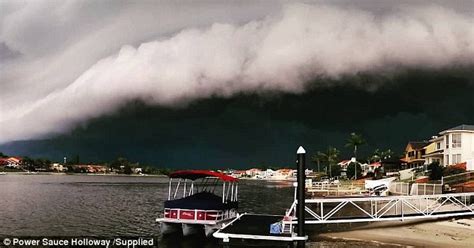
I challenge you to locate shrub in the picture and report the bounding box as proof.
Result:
[443,164,466,176]
[346,162,362,179]
[428,162,443,180]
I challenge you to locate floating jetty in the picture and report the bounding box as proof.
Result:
[214,214,306,243]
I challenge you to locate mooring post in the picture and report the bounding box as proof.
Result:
[296,146,306,248]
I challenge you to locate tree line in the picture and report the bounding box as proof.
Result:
[311,132,396,179]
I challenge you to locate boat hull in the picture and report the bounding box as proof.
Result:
[160,222,182,235]
[204,224,220,237]
[182,224,203,236]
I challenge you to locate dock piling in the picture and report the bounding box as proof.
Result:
[296,146,306,248]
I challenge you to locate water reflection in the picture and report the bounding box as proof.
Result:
[0,175,378,247]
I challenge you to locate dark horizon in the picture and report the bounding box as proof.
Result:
[2,1,474,169]
[2,68,473,168]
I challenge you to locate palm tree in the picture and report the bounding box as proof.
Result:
[325,146,341,178]
[311,147,340,177]
[345,132,366,159]
[380,149,394,160]
[370,149,381,163]
[311,151,327,172]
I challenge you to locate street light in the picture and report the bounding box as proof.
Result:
[351,157,357,180]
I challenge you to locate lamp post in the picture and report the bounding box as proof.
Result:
[351,157,357,180]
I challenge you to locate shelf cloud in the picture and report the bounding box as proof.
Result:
[1,1,474,144]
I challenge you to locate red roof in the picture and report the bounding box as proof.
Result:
[370,162,382,167]
[169,170,238,182]
[0,158,8,165]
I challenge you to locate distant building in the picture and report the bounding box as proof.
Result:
[276,168,294,177]
[368,162,382,172]
[133,167,143,174]
[380,158,403,175]
[0,158,9,166]
[338,158,367,177]
[245,168,262,177]
[337,160,351,171]
[263,169,275,178]
[402,141,429,168]
[230,170,246,178]
[1,157,23,169]
[438,124,474,166]
[76,164,107,173]
[50,163,66,172]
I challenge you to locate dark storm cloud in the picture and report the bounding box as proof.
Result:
[2,68,473,168]
[1,1,474,144]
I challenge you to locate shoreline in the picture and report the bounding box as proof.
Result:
[0,171,168,177]
[317,217,474,247]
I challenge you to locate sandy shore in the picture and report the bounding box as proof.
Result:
[318,217,474,247]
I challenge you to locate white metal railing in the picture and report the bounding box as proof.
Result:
[442,171,474,185]
[283,192,474,226]
[390,182,443,196]
[306,180,366,196]
[389,182,411,195]
[410,183,442,195]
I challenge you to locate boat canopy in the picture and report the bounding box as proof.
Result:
[169,170,238,182]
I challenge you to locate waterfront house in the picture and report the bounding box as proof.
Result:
[338,159,367,177]
[368,162,382,172]
[380,158,403,176]
[230,170,246,178]
[402,141,429,168]
[50,163,66,172]
[276,168,294,177]
[337,160,351,171]
[0,158,8,167]
[245,168,262,177]
[338,159,351,177]
[438,124,474,166]
[76,164,108,173]
[263,169,275,178]
[3,157,22,169]
[423,136,444,165]
[421,124,474,167]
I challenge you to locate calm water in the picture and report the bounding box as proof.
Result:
[0,175,392,247]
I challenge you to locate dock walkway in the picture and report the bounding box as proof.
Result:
[213,214,306,243]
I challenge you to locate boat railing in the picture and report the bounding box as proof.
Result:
[163,208,237,221]
[168,177,238,203]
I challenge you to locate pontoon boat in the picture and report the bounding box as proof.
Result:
[156,170,239,236]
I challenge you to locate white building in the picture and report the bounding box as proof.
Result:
[50,163,66,172]
[424,124,474,166]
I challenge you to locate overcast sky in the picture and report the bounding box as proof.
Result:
[1,1,473,167]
